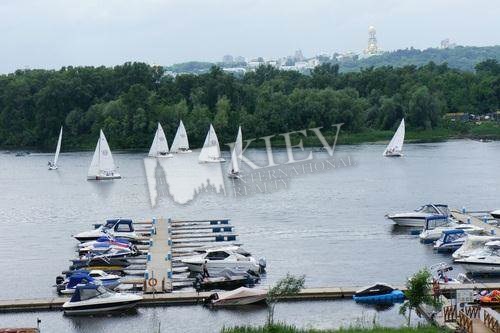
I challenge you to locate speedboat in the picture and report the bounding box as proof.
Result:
[480,290,500,305]
[193,269,260,291]
[73,219,140,242]
[71,248,136,269]
[353,283,404,304]
[62,284,142,315]
[181,248,265,275]
[490,210,500,219]
[386,204,449,227]
[453,235,500,260]
[56,271,121,294]
[419,217,484,244]
[434,230,468,252]
[205,287,267,307]
[455,241,500,275]
[429,263,470,284]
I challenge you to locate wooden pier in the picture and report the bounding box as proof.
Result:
[144,218,172,293]
[451,209,500,235]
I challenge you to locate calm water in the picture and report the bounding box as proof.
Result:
[0,140,499,332]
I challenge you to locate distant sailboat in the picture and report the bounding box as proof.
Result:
[199,124,225,163]
[228,126,243,179]
[383,119,405,157]
[48,126,63,170]
[87,130,121,180]
[148,123,173,158]
[170,120,192,153]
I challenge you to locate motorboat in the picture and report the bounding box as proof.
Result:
[170,120,192,153]
[73,219,140,242]
[383,118,405,157]
[205,287,267,307]
[455,241,500,275]
[386,204,450,227]
[433,230,468,252]
[148,123,173,158]
[193,269,260,291]
[453,235,500,260]
[87,129,121,180]
[71,248,137,269]
[353,283,404,303]
[181,248,265,275]
[48,126,63,170]
[490,210,500,219]
[56,271,121,294]
[62,284,142,315]
[198,124,225,163]
[429,263,470,284]
[78,239,135,256]
[79,234,131,249]
[479,290,500,305]
[419,217,484,244]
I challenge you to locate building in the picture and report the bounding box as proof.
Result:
[364,26,380,56]
[440,38,457,49]
[222,54,234,63]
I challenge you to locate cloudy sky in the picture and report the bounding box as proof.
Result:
[0,0,499,73]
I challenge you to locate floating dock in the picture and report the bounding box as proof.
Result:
[451,208,500,235]
[144,218,172,293]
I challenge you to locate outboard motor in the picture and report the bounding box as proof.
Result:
[55,275,65,286]
[258,258,267,273]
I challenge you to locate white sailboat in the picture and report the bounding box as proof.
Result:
[199,124,225,163]
[170,120,192,153]
[87,130,121,180]
[228,126,243,179]
[48,126,63,170]
[148,123,173,158]
[383,118,405,157]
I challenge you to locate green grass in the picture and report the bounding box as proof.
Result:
[221,324,448,333]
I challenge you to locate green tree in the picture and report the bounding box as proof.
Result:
[266,273,305,326]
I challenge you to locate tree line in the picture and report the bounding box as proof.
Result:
[0,60,499,150]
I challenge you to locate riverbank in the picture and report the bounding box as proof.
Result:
[222,324,446,333]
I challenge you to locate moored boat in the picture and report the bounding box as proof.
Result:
[386,204,449,227]
[73,219,140,242]
[353,283,404,304]
[205,287,267,306]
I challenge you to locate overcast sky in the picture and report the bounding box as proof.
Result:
[0,0,499,73]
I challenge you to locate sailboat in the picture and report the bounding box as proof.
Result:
[148,123,173,158]
[199,124,225,163]
[228,127,243,179]
[383,118,405,157]
[170,120,192,153]
[48,126,63,170]
[87,130,121,180]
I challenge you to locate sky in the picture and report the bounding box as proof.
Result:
[0,0,499,73]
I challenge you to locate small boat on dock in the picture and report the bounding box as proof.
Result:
[386,204,449,227]
[205,287,267,306]
[170,120,192,153]
[181,248,265,275]
[56,271,121,294]
[433,230,468,252]
[193,269,260,291]
[419,216,484,244]
[87,129,121,180]
[383,119,405,157]
[148,123,173,158]
[62,284,142,315]
[48,126,62,170]
[455,241,500,275]
[353,283,404,304]
[453,235,500,260]
[199,124,225,163]
[73,219,140,242]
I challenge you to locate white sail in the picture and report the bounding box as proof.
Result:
[228,127,243,175]
[148,123,170,157]
[88,130,120,179]
[53,126,63,165]
[170,120,191,153]
[199,124,223,162]
[383,118,405,156]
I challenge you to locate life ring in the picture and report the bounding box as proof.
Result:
[148,278,158,287]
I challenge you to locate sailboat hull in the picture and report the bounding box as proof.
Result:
[87,174,122,181]
[228,172,241,179]
[48,165,58,170]
[200,158,226,163]
[175,150,192,154]
[383,152,403,157]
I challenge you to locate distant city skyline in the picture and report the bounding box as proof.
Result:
[0,0,499,73]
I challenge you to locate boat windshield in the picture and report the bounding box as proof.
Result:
[416,205,439,214]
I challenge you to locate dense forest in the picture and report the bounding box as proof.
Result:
[0,59,500,150]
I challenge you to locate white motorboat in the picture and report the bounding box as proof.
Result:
[419,218,484,244]
[387,204,449,227]
[170,120,192,153]
[453,235,500,260]
[383,118,405,157]
[181,248,263,274]
[455,243,500,275]
[206,287,267,306]
[62,284,142,315]
[433,230,468,252]
[57,270,121,294]
[228,126,243,179]
[429,263,470,284]
[199,124,225,163]
[87,130,121,180]
[148,123,173,158]
[490,210,500,219]
[48,126,63,170]
[73,219,139,242]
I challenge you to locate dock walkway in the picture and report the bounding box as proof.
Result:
[451,209,500,235]
[144,218,172,293]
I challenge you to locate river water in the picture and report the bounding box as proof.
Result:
[0,140,499,332]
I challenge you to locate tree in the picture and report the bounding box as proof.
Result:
[266,273,305,326]
[400,268,440,326]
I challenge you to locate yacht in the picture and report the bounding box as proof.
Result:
[181,248,264,274]
[73,219,140,242]
[386,204,449,227]
[455,241,500,275]
[62,284,142,315]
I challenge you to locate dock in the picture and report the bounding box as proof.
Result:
[450,209,500,235]
[144,218,172,293]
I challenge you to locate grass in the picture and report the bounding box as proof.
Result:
[221,324,448,333]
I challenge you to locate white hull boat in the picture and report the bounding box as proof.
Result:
[48,126,63,170]
[491,210,500,219]
[453,235,500,260]
[420,224,484,244]
[455,241,500,275]
[227,126,243,179]
[182,248,263,274]
[199,124,225,163]
[148,123,173,158]
[387,204,449,227]
[87,130,121,180]
[74,219,139,242]
[207,287,267,306]
[170,120,192,154]
[383,119,405,157]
